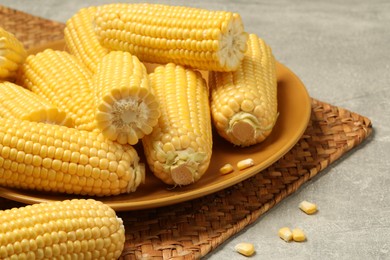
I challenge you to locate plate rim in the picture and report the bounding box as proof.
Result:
[0,42,311,211]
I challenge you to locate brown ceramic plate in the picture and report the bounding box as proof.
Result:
[0,41,311,211]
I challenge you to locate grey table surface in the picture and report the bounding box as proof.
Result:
[0,0,389,259]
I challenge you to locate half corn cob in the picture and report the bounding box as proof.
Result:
[0,27,27,81]
[209,34,278,147]
[0,116,144,196]
[64,6,109,74]
[94,3,248,72]
[17,49,97,131]
[0,81,73,127]
[0,199,125,259]
[142,63,212,185]
[93,51,160,145]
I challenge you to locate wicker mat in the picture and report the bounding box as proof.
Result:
[0,5,373,260]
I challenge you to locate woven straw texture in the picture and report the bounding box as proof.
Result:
[0,5,373,259]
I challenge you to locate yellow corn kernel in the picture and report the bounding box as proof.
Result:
[17,49,97,131]
[299,200,317,215]
[237,158,254,170]
[64,6,109,74]
[0,81,73,127]
[0,27,27,80]
[93,51,160,145]
[292,228,306,242]
[220,163,234,175]
[209,34,278,147]
[0,199,125,259]
[142,63,212,186]
[0,117,144,196]
[234,242,255,257]
[278,227,293,242]
[94,3,248,72]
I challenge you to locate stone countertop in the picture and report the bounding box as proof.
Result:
[0,0,388,259]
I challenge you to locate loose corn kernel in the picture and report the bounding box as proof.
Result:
[278,227,293,242]
[234,242,255,257]
[299,200,317,215]
[220,163,234,175]
[292,228,306,242]
[237,158,254,170]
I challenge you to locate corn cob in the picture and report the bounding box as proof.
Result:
[94,3,248,72]
[17,49,97,131]
[0,27,27,80]
[209,34,278,147]
[64,6,109,74]
[142,63,212,186]
[0,199,125,259]
[93,51,160,145]
[0,81,74,127]
[0,116,144,196]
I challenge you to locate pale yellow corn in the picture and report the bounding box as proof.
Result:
[94,3,248,72]
[0,117,144,196]
[237,158,254,170]
[278,227,293,242]
[0,27,27,80]
[219,163,234,175]
[17,49,96,131]
[0,81,73,127]
[292,228,306,242]
[234,242,255,257]
[142,63,212,186]
[0,199,125,259]
[209,34,278,147]
[299,200,317,215]
[93,51,160,145]
[64,6,109,74]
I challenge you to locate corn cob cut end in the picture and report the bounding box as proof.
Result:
[95,51,160,145]
[96,84,160,145]
[25,107,75,127]
[216,14,248,71]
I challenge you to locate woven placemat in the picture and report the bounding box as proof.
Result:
[0,5,373,259]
